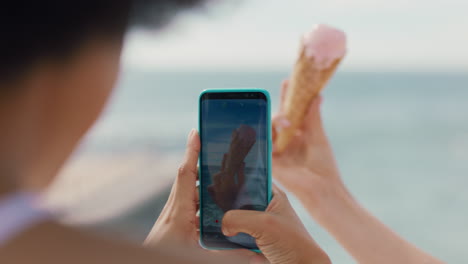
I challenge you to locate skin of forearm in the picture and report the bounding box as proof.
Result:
[296,185,444,264]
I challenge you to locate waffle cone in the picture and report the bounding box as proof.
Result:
[275,47,342,153]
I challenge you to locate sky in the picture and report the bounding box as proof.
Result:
[122,0,468,72]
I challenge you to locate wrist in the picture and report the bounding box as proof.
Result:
[295,176,357,223]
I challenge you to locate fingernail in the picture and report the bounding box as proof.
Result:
[221,218,231,236]
[187,129,196,144]
[274,117,291,134]
[221,226,230,236]
[279,117,291,128]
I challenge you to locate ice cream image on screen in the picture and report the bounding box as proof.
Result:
[208,124,256,212]
[207,124,266,248]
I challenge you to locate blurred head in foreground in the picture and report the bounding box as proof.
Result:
[0,0,205,194]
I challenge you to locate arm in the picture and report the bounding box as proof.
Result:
[297,183,441,264]
[272,80,444,264]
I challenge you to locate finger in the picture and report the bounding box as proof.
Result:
[184,129,201,172]
[195,184,200,212]
[222,210,275,239]
[160,178,179,216]
[271,114,280,143]
[272,114,291,154]
[301,95,327,143]
[273,114,291,132]
[195,185,200,204]
[272,184,287,198]
[174,129,200,205]
[266,185,289,214]
[195,215,200,229]
[272,79,290,145]
[222,210,263,237]
[280,79,289,111]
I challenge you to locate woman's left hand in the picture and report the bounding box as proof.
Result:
[144,129,265,262]
[144,129,201,248]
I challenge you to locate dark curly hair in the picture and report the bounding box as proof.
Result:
[0,0,206,82]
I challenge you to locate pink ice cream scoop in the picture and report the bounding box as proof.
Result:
[302,24,347,69]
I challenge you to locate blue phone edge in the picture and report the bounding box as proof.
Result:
[197,88,273,253]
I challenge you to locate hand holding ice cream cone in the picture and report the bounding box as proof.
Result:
[274,24,347,153]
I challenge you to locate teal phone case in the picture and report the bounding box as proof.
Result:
[198,88,272,253]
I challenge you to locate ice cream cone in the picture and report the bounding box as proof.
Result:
[275,24,346,153]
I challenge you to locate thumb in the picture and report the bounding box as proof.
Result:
[222,210,276,240]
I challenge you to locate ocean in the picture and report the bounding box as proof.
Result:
[78,70,468,263]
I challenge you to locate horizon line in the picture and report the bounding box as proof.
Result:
[122,66,468,75]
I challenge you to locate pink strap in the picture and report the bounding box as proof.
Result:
[0,192,51,245]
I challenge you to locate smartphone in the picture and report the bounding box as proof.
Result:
[198,89,272,251]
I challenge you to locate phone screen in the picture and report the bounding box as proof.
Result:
[199,91,270,250]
